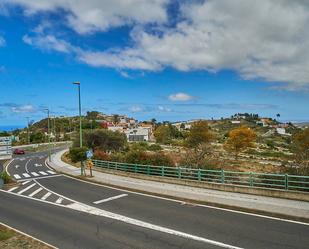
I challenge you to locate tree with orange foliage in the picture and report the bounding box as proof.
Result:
[224,126,256,159]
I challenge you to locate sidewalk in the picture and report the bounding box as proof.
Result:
[48,149,309,222]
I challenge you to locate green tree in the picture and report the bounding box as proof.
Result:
[75,129,127,152]
[154,125,172,144]
[186,121,213,148]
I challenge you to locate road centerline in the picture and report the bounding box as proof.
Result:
[93,194,128,204]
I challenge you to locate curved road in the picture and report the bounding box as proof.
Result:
[1,151,309,249]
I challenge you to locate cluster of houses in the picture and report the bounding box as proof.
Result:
[96,114,154,142]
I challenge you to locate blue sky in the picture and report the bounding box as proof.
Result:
[0,0,309,126]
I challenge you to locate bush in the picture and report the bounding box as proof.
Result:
[148,144,162,151]
[0,171,12,184]
[93,150,110,161]
[124,151,174,166]
[69,147,88,163]
[130,142,149,151]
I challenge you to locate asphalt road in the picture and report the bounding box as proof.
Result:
[1,151,309,249]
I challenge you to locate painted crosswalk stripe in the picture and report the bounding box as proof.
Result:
[29,187,43,197]
[41,192,52,200]
[47,170,56,175]
[13,174,21,179]
[56,197,63,204]
[17,183,36,195]
[93,194,128,204]
[8,187,18,192]
[39,171,48,176]
[31,172,40,177]
[22,180,31,185]
[22,173,31,178]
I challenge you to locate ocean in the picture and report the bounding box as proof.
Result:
[0,125,25,132]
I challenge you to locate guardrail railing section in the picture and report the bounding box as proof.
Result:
[92,160,309,193]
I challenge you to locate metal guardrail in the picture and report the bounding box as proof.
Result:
[92,160,309,192]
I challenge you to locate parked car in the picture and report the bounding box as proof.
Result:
[13,149,25,155]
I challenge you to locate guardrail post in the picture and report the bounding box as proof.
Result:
[249,172,253,187]
[198,169,202,181]
[147,165,150,175]
[285,174,289,190]
[134,164,137,173]
[221,169,225,184]
[107,161,110,169]
[161,166,165,177]
[115,162,118,170]
[178,167,181,179]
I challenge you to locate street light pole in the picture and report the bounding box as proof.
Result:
[73,82,83,176]
[26,117,30,145]
[45,109,51,162]
[73,82,83,148]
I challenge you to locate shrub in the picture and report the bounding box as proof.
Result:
[0,171,12,184]
[124,151,174,166]
[69,147,88,163]
[93,150,110,161]
[148,144,162,151]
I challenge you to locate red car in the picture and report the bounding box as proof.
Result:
[13,149,25,155]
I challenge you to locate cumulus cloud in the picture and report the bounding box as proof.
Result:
[7,0,168,34]
[13,0,309,90]
[168,93,194,101]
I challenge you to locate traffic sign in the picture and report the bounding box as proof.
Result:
[0,137,12,160]
[86,150,93,159]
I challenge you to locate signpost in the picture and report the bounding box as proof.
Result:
[86,149,93,177]
[0,137,12,160]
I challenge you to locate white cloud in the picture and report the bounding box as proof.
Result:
[0,36,6,46]
[168,93,194,101]
[11,104,36,113]
[158,105,172,112]
[7,0,168,34]
[22,34,74,53]
[14,0,309,90]
[129,106,143,113]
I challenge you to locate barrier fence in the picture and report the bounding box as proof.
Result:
[92,160,309,192]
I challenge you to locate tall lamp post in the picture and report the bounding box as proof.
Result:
[26,117,30,145]
[44,109,51,162]
[73,82,83,175]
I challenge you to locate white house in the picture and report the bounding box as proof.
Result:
[125,128,150,142]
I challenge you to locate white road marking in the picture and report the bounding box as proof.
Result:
[13,174,21,179]
[22,180,31,185]
[93,194,128,204]
[34,163,42,167]
[15,165,20,169]
[41,192,52,200]
[56,197,63,204]
[31,172,40,177]
[29,187,43,197]
[22,173,31,178]
[39,171,48,176]
[8,187,18,192]
[17,183,36,195]
[67,203,243,249]
[47,170,56,175]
